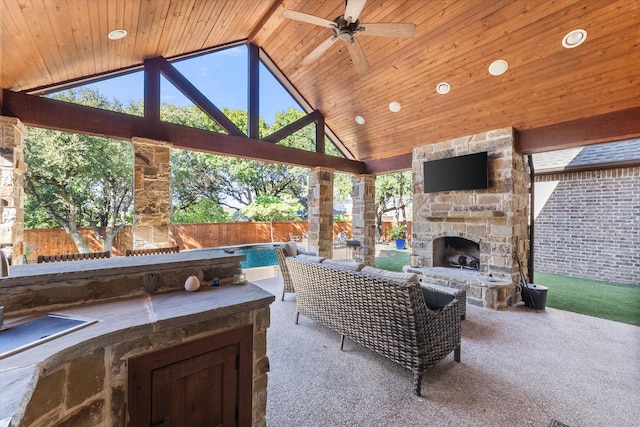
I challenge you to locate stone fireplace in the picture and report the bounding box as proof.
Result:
[411,127,530,309]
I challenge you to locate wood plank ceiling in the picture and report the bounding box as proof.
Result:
[1,0,639,163]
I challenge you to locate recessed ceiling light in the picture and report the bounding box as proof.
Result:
[108,29,128,40]
[436,82,450,94]
[562,29,587,48]
[355,116,365,125]
[488,59,508,76]
[389,102,401,113]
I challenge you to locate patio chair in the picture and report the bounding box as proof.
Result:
[289,232,300,242]
[125,246,180,256]
[333,231,348,248]
[37,251,111,263]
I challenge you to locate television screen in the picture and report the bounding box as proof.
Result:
[423,151,488,193]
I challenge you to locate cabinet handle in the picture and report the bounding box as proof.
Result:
[150,418,167,426]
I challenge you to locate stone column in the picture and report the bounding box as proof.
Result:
[0,117,26,265]
[351,174,376,266]
[131,138,172,249]
[307,167,333,258]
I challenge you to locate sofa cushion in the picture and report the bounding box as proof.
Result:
[361,266,419,283]
[322,259,365,271]
[282,242,298,257]
[295,254,326,263]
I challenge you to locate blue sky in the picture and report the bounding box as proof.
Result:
[84,45,300,125]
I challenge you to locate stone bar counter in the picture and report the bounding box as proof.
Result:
[0,249,275,426]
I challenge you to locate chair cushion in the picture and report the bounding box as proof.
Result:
[322,259,365,271]
[295,254,326,263]
[282,242,298,257]
[361,266,419,283]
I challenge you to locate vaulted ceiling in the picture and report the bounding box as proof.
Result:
[2,0,639,167]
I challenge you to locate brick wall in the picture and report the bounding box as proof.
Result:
[534,166,640,286]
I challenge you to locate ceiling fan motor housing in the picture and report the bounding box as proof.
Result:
[333,16,361,42]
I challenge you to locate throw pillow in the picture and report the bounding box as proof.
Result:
[282,242,298,257]
[361,266,419,282]
[322,259,365,271]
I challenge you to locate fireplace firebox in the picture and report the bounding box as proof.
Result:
[433,237,480,270]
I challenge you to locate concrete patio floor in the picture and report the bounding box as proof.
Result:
[245,268,639,426]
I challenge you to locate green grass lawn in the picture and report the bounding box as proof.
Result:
[534,272,640,326]
[375,249,410,272]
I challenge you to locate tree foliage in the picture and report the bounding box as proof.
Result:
[24,89,134,252]
[240,195,302,222]
[171,199,232,224]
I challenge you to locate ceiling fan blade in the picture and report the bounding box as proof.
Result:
[301,36,339,66]
[344,0,367,23]
[358,22,416,38]
[346,37,370,75]
[282,10,336,28]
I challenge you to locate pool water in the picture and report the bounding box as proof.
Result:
[231,244,279,268]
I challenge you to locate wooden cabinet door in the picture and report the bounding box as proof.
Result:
[129,325,253,427]
[150,344,237,426]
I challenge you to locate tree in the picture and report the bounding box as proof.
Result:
[240,195,302,222]
[24,88,134,252]
[171,199,231,223]
[375,171,413,240]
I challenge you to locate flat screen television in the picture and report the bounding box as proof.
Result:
[423,151,488,193]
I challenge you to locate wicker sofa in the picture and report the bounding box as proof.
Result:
[284,256,461,396]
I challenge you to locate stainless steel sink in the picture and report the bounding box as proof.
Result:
[0,314,97,359]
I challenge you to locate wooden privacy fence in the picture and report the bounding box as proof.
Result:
[23,221,355,263]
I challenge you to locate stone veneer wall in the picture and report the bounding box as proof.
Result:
[307,167,334,258]
[15,308,270,427]
[412,127,530,286]
[351,174,376,266]
[535,166,640,286]
[0,116,26,264]
[132,137,172,249]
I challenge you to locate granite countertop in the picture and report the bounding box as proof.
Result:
[0,282,275,425]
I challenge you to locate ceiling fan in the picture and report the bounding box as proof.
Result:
[282,0,416,75]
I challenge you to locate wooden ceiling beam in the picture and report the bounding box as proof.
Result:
[1,89,366,175]
[517,107,640,154]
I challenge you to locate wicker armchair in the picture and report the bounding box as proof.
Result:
[275,247,295,301]
[285,257,461,396]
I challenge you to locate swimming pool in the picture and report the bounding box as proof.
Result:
[226,244,279,269]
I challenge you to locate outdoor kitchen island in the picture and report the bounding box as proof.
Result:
[0,249,274,427]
